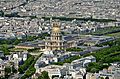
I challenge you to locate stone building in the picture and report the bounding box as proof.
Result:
[0,59,5,77]
[45,22,76,51]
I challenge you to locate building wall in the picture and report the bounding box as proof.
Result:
[0,64,5,77]
[15,46,35,49]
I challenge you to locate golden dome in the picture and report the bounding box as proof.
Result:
[52,23,60,32]
[52,27,60,32]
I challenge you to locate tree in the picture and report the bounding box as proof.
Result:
[38,71,50,79]
[1,44,10,55]
[53,56,81,65]
[24,67,36,78]
[18,55,34,74]
[13,39,21,45]
[90,68,99,73]
[5,67,11,73]
[21,53,43,78]
[105,77,109,79]
[66,47,83,52]
[11,66,17,73]
[5,67,11,77]
[0,10,4,17]
[18,66,24,74]
[100,77,104,79]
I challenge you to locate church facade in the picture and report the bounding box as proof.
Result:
[45,22,77,51]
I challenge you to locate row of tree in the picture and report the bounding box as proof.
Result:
[21,53,43,79]
[53,55,81,65]
[66,47,83,52]
[85,38,120,73]
[18,54,35,74]
[42,16,117,22]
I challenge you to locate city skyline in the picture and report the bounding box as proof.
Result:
[0,0,120,79]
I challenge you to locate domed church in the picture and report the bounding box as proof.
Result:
[45,22,77,51]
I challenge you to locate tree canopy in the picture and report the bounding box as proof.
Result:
[85,38,120,73]
[38,71,50,79]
